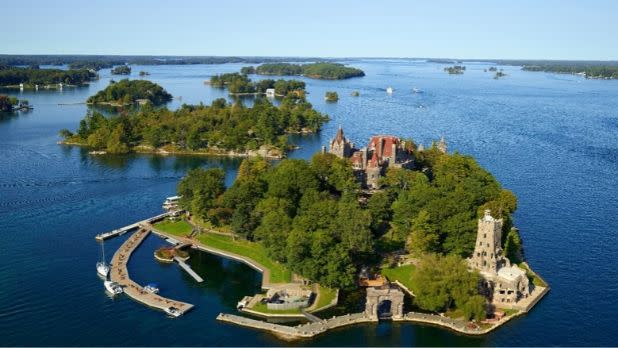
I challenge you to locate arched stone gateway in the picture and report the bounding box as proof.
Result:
[365,286,404,320]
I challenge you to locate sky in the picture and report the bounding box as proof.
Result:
[3,0,617,60]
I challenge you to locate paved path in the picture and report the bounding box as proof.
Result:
[109,228,194,315]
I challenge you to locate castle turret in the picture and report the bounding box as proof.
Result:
[438,137,447,154]
[329,126,353,158]
[470,210,504,274]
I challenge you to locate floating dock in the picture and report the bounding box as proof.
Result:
[96,212,170,241]
[174,256,204,283]
[109,227,194,316]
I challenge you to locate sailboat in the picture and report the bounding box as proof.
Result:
[96,241,110,278]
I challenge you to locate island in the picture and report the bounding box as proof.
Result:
[68,61,112,71]
[523,64,618,79]
[0,66,97,88]
[494,70,507,79]
[242,62,365,80]
[138,128,547,339]
[138,71,150,76]
[59,95,328,157]
[111,65,131,75]
[209,72,306,96]
[0,95,30,112]
[444,65,466,74]
[324,91,339,102]
[351,91,360,97]
[86,79,173,106]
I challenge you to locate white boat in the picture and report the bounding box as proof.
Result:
[412,87,422,93]
[104,281,123,295]
[144,283,159,294]
[164,306,182,317]
[162,195,181,211]
[96,241,110,278]
[386,87,394,94]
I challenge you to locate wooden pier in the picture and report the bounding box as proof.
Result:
[109,227,194,316]
[174,256,204,283]
[95,212,170,241]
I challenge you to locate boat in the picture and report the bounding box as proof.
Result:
[104,281,123,295]
[412,87,422,93]
[164,306,182,317]
[144,283,159,294]
[96,241,110,278]
[386,87,394,94]
[162,195,181,211]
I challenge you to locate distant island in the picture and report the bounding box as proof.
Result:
[242,62,365,80]
[325,91,339,102]
[445,65,466,74]
[0,95,29,112]
[209,72,306,96]
[59,96,328,157]
[111,65,131,75]
[68,61,112,71]
[0,66,97,88]
[87,79,172,106]
[523,64,618,79]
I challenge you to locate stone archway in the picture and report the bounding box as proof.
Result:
[365,286,404,320]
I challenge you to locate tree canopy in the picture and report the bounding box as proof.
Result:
[61,96,328,155]
[0,66,96,86]
[247,62,365,80]
[87,79,172,105]
[111,65,131,75]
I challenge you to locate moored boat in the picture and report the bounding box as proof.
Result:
[164,306,182,317]
[104,281,123,295]
[144,283,159,294]
[96,241,110,278]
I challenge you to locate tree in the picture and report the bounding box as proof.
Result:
[411,254,481,312]
[504,228,523,264]
[462,295,487,322]
[406,210,439,255]
[177,168,225,220]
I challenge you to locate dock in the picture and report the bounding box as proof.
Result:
[96,212,170,241]
[109,228,194,315]
[174,256,204,283]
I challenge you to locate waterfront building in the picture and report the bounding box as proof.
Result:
[328,127,414,189]
[469,210,531,308]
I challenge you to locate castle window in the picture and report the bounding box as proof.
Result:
[477,253,480,257]
[483,233,486,238]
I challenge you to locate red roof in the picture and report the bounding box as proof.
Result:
[369,135,400,160]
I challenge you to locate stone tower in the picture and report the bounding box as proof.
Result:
[470,210,504,274]
[329,126,353,158]
[437,137,447,154]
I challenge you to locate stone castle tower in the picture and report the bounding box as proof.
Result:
[470,210,504,274]
[329,126,353,158]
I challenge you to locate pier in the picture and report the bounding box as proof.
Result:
[109,227,194,315]
[174,256,204,283]
[95,212,170,241]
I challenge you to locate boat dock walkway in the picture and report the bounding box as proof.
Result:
[174,256,204,283]
[217,312,372,340]
[96,212,170,241]
[109,228,194,315]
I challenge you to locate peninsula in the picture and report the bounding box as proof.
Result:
[59,96,328,157]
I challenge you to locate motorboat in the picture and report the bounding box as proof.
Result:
[144,283,159,294]
[164,306,182,317]
[412,87,423,93]
[386,87,394,94]
[104,281,123,295]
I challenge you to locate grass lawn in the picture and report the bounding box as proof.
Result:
[154,219,193,236]
[249,301,302,315]
[196,233,292,284]
[313,285,338,311]
[518,262,548,287]
[381,264,416,291]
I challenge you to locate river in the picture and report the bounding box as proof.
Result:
[0,60,617,346]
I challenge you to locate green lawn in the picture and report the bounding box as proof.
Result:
[154,219,193,236]
[518,262,548,287]
[196,233,292,284]
[313,285,338,311]
[381,264,416,292]
[249,301,302,315]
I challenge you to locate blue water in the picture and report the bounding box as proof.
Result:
[1,60,617,346]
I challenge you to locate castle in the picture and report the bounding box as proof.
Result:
[327,127,420,189]
[469,210,531,308]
